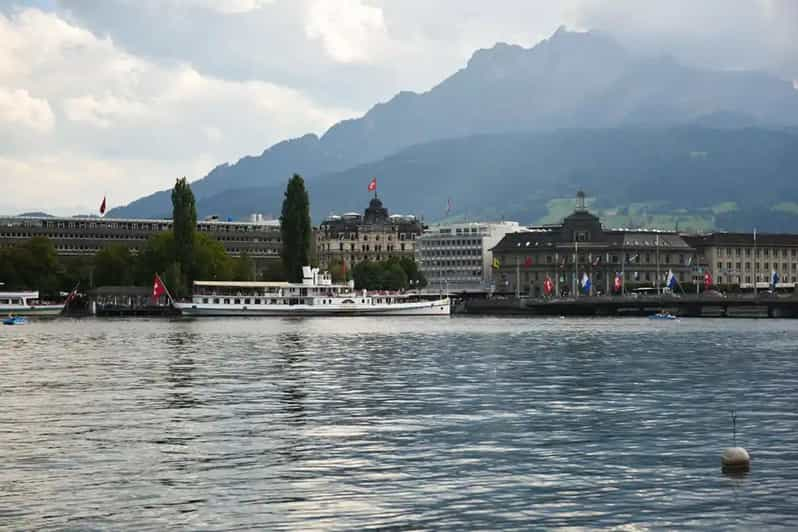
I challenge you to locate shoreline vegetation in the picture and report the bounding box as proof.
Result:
[2,175,427,298]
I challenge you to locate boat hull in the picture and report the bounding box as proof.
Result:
[0,305,63,316]
[175,298,451,317]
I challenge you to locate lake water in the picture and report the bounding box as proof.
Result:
[1,317,797,530]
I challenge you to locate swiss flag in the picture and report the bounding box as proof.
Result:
[152,273,166,302]
[99,196,106,215]
[614,274,622,292]
[543,276,554,296]
[704,271,713,289]
[367,177,377,192]
[524,256,533,267]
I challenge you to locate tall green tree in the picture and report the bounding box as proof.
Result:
[0,237,61,294]
[136,232,233,295]
[233,251,256,281]
[94,244,134,286]
[280,173,312,282]
[172,176,197,282]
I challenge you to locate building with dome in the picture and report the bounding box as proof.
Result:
[491,191,698,296]
[316,196,424,271]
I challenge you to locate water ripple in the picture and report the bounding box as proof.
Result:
[1,317,797,529]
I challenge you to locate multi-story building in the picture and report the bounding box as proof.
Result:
[316,196,424,270]
[491,192,697,296]
[415,221,521,292]
[0,214,282,272]
[684,232,798,289]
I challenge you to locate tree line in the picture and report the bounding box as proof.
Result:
[2,172,427,296]
[0,177,256,297]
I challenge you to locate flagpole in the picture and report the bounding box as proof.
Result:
[574,240,578,297]
[158,273,176,307]
[753,227,757,297]
[621,239,625,297]
[555,251,559,297]
[656,233,661,298]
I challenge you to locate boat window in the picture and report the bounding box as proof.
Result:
[214,298,220,304]
[224,298,230,304]
[0,299,8,305]
[244,298,251,304]
[254,299,260,305]
[234,298,241,304]
[271,299,277,304]
[202,298,209,304]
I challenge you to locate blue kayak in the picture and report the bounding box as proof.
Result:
[3,316,27,325]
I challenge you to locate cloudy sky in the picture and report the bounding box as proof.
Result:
[1,0,796,215]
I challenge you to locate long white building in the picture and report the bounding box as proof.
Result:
[415,221,521,292]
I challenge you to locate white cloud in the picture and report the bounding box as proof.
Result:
[305,0,388,63]
[191,0,275,14]
[0,87,55,133]
[0,7,354,214]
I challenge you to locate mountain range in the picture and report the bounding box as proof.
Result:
[108,28,798,231]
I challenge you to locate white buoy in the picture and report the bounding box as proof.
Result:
[722,446,750,473]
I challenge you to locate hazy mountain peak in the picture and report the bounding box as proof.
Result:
[109,28,798,219]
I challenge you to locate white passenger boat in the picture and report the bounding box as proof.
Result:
[0,291,64,316]
[174,267,450,316]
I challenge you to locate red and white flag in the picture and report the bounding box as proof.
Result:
[367,177,377,192]
[99,196,107,215]
[614,273,623,292]
[543,276,554,296]
[152,273,166,302]
[704,271,713,289]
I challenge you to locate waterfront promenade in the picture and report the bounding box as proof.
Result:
[463,293,798,318]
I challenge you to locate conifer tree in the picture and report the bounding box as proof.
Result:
[280,174,312,282]
[172,177,197,282]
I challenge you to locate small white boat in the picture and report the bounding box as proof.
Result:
[174,267,450,317]
[648,312,677,320]
[0,291,64,316]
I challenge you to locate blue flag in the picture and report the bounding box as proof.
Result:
[580,272,591,294]
[666,270,677,290]
[771,270,780,288]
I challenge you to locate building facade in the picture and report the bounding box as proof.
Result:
[491,193,697,296]
[316,196,424,270]
[684,232,798,289]
[415,221,521,292]
[0,215,282,271]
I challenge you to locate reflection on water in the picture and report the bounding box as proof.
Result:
[1,316,798,529]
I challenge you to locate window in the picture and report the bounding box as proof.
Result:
[224,298,230,304]
[202,298,209,304]
[244,298,251,304]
